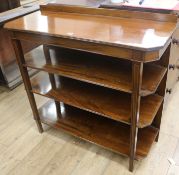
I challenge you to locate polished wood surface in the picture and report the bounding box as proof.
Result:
[5,6,177,53]
[38,100,159,159]
[24,46,167,96]
[31,72,163,128]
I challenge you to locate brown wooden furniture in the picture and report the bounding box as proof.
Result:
[4,4,177,171]
[0,0,20,13]
[0,2,40,88]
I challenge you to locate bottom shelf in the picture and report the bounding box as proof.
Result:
[38,100,158,160]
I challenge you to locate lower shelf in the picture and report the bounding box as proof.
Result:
[38,100,159,160]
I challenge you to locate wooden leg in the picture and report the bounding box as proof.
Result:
[43,45,61,117]
[12,39,43,133]
[129,62,143,172]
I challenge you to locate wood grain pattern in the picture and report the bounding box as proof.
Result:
[24,46,167,96]
[38,100,159,160]
[31,72,163,128]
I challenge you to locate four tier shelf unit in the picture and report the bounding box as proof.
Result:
[5,4,177,171]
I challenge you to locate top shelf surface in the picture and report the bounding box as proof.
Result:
[4,4,177,55]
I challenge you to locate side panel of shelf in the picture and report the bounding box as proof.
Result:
[152,44,171,141]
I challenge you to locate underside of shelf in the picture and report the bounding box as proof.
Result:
[25,46,167,96]
[38,100,159,160]
[31,72,163,128]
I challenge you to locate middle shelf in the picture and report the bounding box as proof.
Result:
[31,72,163,128]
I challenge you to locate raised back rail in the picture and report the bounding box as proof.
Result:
[40,3,177,22]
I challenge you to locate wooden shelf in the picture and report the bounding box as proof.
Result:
[25,46,167,96]
[38,100,159,159]
[31,72,163,128]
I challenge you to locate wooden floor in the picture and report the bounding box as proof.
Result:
[0,81,179,175]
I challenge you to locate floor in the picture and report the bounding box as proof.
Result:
[0,79,178,175]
